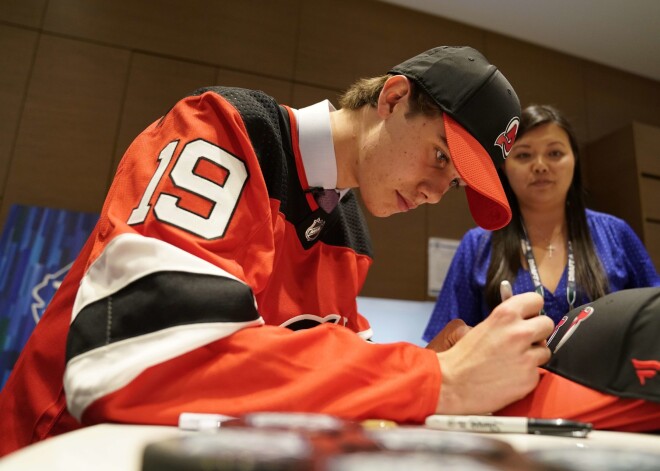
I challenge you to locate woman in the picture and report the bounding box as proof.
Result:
[424,104,660,340]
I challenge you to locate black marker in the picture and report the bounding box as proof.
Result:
[425,415,592,438]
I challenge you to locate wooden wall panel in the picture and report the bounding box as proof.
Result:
[359,196,429,300]
[635,122,660,176]
[291,83,342,109]
[485,34,588,144]
[0,26,38,203]
[427,188,472,239]
[43,0,300,79]
[584,125,643,235]
[296,0,484,90]
[640,177,660,221]
[215,69,293,106]
[584,121,660,266]
[643,221,660,271]
[1,35,129,223]
[112,54,217,175]
[584,62,660,142]
[0,0,47,27]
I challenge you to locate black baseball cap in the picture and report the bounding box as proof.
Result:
[389,46,520,230]
[545,287,660,402]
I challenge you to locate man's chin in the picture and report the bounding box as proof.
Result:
[365,202,396,218]
[362,195,398,218]
[365,207,393,218]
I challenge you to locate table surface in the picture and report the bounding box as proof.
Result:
[1,423,660,470]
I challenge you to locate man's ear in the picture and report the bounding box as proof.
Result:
[377,75,412,118]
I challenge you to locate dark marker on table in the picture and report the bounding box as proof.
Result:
[425,414,592,438]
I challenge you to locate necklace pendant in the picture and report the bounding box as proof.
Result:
[547,244,555,258]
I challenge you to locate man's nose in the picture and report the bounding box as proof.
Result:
[418,184,443,205]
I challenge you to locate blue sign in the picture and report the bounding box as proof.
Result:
[0,205,98,388]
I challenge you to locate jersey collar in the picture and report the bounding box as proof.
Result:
[293,100,343,195]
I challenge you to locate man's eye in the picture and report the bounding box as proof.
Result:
[436,150,449,165]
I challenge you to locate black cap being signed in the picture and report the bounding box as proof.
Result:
[545,287,660,402]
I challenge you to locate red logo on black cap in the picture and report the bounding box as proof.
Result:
[632,359,660,386]
[494,117,520,159]
[553,306,594,353]
[546,315,568,346]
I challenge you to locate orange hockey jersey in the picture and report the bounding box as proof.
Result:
[0,88,441,455]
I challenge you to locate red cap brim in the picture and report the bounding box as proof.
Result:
[443,114,511,230]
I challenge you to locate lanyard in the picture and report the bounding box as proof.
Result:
[520,224,576,311]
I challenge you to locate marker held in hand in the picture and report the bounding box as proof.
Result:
[500,280,513,303]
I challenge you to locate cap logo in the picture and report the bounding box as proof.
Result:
[494,117,520,159]
[546,315,568,346]
[632,359,660,386]
[553,306,594,353]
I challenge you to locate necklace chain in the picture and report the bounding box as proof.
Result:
[528,224,564,259]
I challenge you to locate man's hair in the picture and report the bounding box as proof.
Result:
[338,74,442,117]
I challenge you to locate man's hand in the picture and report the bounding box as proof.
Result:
[434,292,554,414]
[426,319,472,352]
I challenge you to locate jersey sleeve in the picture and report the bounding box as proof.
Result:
[63,91,440,426]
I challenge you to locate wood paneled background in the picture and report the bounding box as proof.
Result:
[1,0,659,300]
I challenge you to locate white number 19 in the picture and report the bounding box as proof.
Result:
[127,139,248,239]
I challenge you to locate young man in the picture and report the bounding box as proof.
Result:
[4,46,654,456]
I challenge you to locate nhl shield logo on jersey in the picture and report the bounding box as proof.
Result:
[305,217,326,241]
[494,116,520,159]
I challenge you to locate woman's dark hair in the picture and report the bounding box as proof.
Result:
[484,104,609,309]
